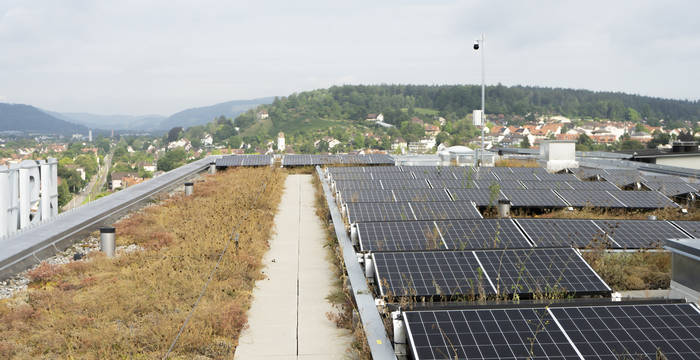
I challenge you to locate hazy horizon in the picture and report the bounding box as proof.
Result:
[1,0,698,115]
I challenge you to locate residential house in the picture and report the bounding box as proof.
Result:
[408,138,436,153]
[424,123,440,138]
[314,136,341,149]
[139,162,157,173]
[410,117,424,125]
[391,138,408,153]
[366,113,384,122]
[201,134,214,146]
[257,110,269,119]
[64,165,86,181]
[110,172,141,190]
[167,139,192,151]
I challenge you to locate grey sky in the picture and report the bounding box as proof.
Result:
[0,0,698,115]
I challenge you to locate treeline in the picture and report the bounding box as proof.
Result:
[235,85,699,133]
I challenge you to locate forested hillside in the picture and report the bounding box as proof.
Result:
[236,85,699,131]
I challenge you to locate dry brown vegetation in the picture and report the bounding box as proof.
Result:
[583,250,671,291]
[0,167,285,359]
[523,206,699,221]
[494,159,540,167]
[311,174,371,360]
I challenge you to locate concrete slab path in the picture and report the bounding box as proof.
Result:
[235,174,351,359]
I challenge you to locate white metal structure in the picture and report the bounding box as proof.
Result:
[0,158,58,237]
[474,33,486,166]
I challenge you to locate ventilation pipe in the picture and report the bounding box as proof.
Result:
[392,310,408,357]
[350,223,358,246]
[184,182,194,196]
[364,253,374,281]
[497,199,511,218]
[100,227,116,258]
[647,215,657,221]
[208,162,216,174]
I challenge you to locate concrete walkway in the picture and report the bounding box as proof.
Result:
[235,175,351,359]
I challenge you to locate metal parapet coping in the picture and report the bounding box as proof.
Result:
[316,166,396,360]
[0,156,220,280]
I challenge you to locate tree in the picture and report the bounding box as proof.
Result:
[619,139,643,150]
[647,131,670,148]
[167,127,184,142]
[521,136,531,148]
[157,148,187,172]
[57,181,71,208]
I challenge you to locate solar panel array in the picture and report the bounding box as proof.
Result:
[403,302,700,360]
[515,219,615,248]
[436,219,532,250]
[642,181,698,197]
[356,221,447,252]
[372,248,610,298]
[410,202,483,221]
[593,219,688,248]
[501,189,569,208]
[447,188,506,206]
[215,154,272,167]
[393,189,453,202]
[608,190,679,209]
[672,221,700,238]
[554,190,627,208]
[283,153,394,166]
[346,201,482,223]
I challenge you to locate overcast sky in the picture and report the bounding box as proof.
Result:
[0,0,698,115]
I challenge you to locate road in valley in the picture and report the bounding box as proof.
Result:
[62,153,112,211]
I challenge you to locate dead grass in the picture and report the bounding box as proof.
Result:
[311,173,370,360]
[0,167,286,359]
[583,250,671,291]
[527,206,698,221]
[494,159,540,167]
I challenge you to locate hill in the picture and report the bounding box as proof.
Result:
[222,84,699,152]
[47,112,167,131]
[0,103,88,135]
[159,97,275,130]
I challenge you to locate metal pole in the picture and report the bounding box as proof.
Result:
[100,227,116,258]
[480,33,485,167]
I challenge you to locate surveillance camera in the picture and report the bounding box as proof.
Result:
[473,40,479,50]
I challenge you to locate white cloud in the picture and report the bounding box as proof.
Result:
[0,0,697,114]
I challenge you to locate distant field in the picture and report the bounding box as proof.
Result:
[400,107,439,117]
[0,167,286,358]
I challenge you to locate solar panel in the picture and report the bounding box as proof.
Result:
[339,189,395,203]
[356,221,445,252]
[345,202,415,223]
[327,166,364,174]
[501,189,568,208]
[380,179,431,189]
[216,154,272,167]
[410,201,483,221]
[372,251,493,298]
[412,170,457,180]
[515,218,615,248]
[448,188,506,207]
[404,302,700,360]
[641,174,686,183]
[642,181,697,196]
[534,173,580,182]
[609,190,679,209]
[601,173,641,187]
[477,247,610,296]
[428,179,478,189]
[565,181,620,191]
[493,170,540,181]
[474,180,526,190]
[436,219,532,250]
[371,172,416,180]
[333,180,383,191]
[450,167,479,180]
[393,189,452,202]
[554,190,627,208]
[330,172,373,181]
[594,220,688,248]
[403,307,575,360]
[549,303,700,359]
[521,181,574,190]
[464,169,498,180]
[671,221,700,238]
[281,154,312,166]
